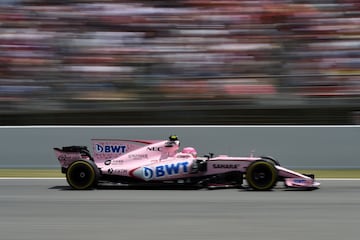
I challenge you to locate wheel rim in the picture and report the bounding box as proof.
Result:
[247,161,277,190]
[250,164,273,187]
[67,162,95,189]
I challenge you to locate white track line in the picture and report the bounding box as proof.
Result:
[318,178,360,181]
[0,125,360,128]
[0,178,64,180]
[0,178,359,180]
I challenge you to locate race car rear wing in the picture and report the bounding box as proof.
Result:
[54,146,91,172]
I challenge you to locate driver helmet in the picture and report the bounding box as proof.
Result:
[169,135,179,141]
[181,147,197,157]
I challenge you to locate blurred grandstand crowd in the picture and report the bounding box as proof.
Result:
[0,0,360,116]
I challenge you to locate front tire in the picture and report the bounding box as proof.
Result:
[246,160,278,191]
[66,160,99,190]
[260,156,280,166]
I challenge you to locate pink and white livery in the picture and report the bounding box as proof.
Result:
[54,135,320,190]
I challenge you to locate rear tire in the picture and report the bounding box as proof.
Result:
[66,160,99,190]
[246,160,278,191]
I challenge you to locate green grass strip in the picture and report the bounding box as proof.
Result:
[294,169,360,178]
[0,169,360,178]
[0,169,63,178]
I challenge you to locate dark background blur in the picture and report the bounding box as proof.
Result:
[1,0,360,125]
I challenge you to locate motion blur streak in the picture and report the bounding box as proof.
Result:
[1,179,360,240]
[0,1,360,124]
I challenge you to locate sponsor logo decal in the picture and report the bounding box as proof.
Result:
[115,169,128,175]
[147,147,162,151]
[177,154,191,158]
[57,153,81,161]
[143,162,189,179]
[107,168,128,175]
[129,154,148,159]
[293,179,307,184]
[143,167,154,179]
[212,164,240,169]
[102,159,124,165]
[112,159,124,165]
[58,155,66,161]
[95,144,127,153]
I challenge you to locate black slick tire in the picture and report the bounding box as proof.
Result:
[246,160,278,191]
[66,160,99,190]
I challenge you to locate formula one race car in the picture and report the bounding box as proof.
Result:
[54,135,320,191]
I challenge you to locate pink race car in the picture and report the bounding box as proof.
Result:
[54,135,320,191]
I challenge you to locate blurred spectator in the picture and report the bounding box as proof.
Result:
[0,0,360,112]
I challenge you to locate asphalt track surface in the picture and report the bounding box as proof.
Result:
[1,179,359,240]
